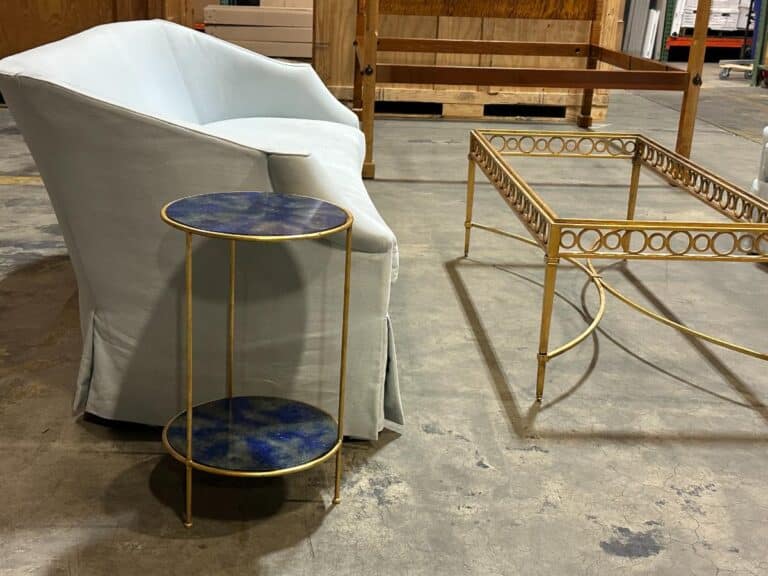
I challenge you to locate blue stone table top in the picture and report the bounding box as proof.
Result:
[163,192,350,239]
[165,396,338,473]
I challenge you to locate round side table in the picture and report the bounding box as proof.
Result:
[160,191,353,528]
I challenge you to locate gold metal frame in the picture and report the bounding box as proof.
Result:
[465,129,768,402]
[160,195,354,527]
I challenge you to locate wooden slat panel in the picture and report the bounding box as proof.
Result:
[379,0,597,20]
[436,16,481,92]
[314,0,356,90]
[115,0,149,20]
[0,0,116,58]
[596,47,677,71]
[378,14,437,90]
[377,65,689,90]
[599,0,626,50]
[378,38,590,57]
[147,0,165,19]
[485,17,590,96]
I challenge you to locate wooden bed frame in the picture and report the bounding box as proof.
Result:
[352,0,713,179]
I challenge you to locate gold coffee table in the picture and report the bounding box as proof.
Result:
[464,130,768,401]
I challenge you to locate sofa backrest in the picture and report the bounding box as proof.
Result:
[0,20,203,124]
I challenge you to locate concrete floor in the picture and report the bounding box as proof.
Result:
[642,63,768,143]
[1,83,767,575]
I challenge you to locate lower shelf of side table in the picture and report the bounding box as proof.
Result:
[162,396,340,477]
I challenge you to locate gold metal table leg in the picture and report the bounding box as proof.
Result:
[227,240,236,399]
[464,157,477,257]
[536,255,560,402]
[334,228,353,504]
[626,154,642,222]
[622,151,643,253]
[184,232,194,528]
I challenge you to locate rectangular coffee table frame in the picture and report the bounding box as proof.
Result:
[464,130,768,401]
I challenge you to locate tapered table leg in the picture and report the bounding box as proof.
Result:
[464,158,476,257]
[184,232,194,528]
[334,228,353,504]
[536,256,560,402]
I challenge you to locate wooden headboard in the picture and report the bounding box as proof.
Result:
[377,0,599,20]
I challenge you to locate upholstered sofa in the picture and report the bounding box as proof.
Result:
[0,19,402,439]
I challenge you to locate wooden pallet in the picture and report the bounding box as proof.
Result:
[371,100,608,121]
[314,0,621,120]
[330,84,608,120]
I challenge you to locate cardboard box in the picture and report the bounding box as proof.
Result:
[206,25,312,43]
[685,0,741,9]
[737,6,754,29]
[259,0,313,7]
[682,5,746,29]
[224,40,312,58]
[710,8,740,30]
[204,5,312,27]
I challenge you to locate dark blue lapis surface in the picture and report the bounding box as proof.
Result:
[164,192,348,237]
[166,396,338,472]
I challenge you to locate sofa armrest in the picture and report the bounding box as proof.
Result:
[267,153,396,255]
[177,25,359,128]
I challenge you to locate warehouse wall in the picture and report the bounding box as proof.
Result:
[0,0,187,58]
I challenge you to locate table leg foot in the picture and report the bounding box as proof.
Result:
[185,464,193,528]
[536,357,547,402]
[333,449,343,505]
[577,113,593,129]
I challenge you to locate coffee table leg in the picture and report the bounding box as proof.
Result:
[622,152,642,254]
[185,232,194,528]
[536,256,560,402]
[334,227,353,504]
[464,158,476,257]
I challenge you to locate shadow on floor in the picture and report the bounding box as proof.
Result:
[0,255,79,377]
[102,434,395,538]
[446,256,768,444]
[0,255,396,571]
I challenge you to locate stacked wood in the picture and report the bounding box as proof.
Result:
[205,3,313,60]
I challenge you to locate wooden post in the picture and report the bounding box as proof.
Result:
[752,0,768,87]
[361,0,379,179]
[675,0,711,157]
[577,0,605,128]
[353,0,365,110]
